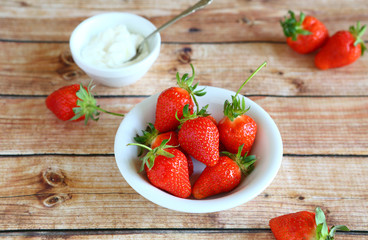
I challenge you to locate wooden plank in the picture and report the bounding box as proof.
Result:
[0,156,367,230]
[1,0,367,42]
[0,96,367,155]
[0,97,138,155]
[0,231,364,240]
[0,42,367,96]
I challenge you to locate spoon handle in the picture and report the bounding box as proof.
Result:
[141,0,213,45]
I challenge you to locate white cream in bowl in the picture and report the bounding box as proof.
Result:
[70,12,161,87]
[81,25,148,68]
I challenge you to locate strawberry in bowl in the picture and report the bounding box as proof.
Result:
[114,63,283,213]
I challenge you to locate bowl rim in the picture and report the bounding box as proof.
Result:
[114,85,283,213]
[69,12,161,76]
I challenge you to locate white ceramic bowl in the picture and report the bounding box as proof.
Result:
[114,86,283,213]
[69,12,161,87]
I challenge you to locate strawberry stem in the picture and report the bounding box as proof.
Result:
[71,82,124,125]
[128,139,176,172]
[94,106,125,117]
[224,62,266,121]
[176,64,206,113]
[235,61,267,97]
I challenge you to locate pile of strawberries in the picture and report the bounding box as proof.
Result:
[45,63,351,239]
[130,62,266,199]
[281,10,366,69]
[45,62,265,200]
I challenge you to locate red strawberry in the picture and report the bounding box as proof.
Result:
[134,123,193,176]
[269,207,349,240]
[46,84,85,122]
[206,115,217,126]
[154,64,206,132]
[192,144,256,199]
[185,153,194,177]
[46,83,124,124]
[218,114,257,156]
[129,140,191,198]
[281,11,329,54]
[178,105,219,167]
[315,22,366,70]
[218,62,266,155]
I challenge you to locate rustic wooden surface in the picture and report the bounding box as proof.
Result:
[1,0,368,239]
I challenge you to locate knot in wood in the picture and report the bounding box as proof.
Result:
[42,167,66,187]
[43,193,71,208]
[58,48,84,80]
[177,47,192,64]
[60,49,75,66]
[62,69,84,81]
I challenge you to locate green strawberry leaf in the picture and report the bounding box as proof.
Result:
[314,207,349,240]
[176,64,206,111]
[329,225,350,237]
[221,144,256,176]
[71,81,124,125]
[315,207,329,238]
[350,21,367,55]
[280,10,312,41]
[134,123,159,156]
[128,139,176,172]
[176,104,209,128]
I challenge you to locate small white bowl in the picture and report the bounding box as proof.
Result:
[114,86,283,213]
[69,12,161,87]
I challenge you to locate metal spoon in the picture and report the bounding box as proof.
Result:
[127,0,213,62]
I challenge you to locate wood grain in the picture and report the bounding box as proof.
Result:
[1,97,367,155]
[1,232,364,240]
[1,42,367,96]
[0,155,367,230]
[1,0,367,42]
[1,0,368,238]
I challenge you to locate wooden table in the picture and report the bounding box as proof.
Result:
[1,0,367,239]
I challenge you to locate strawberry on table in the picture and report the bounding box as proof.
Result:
[269,207,349,240]
[129,139,191,199]
[280,10,329,54]
[218,62,266,156]
[46,82,124,124]
[154,64,206,133]
[192,144,256,199]
[315,22,366,70]
[178,105,220,167]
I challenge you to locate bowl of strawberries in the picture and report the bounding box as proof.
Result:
[114,62,283,213]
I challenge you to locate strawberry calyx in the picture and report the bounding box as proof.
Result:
[134,123,159,156]
[71,82,124,125]
[223,61,266,122]
[176,104,209,129]
[314,207,349,240]
[349,21,367,55]
[221,144,256,175]
[176,64,206,111]
[224,96,250,122]
[128,139,177,172]
[280,10,312,41]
